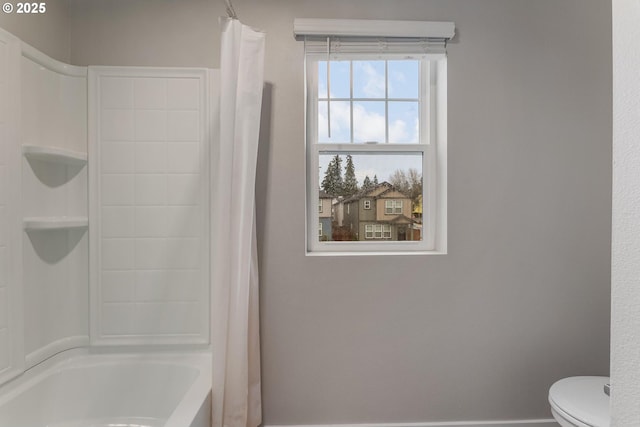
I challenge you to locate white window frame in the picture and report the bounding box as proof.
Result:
[365,224,374,239]
[374,224,383,239]
[319,222,323,237]
[301,20,450,255]
[383,224,392,239]
[363,200,371,210]
[385,200,403,215]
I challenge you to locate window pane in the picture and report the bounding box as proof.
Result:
[388,101,419,144]
[318,152,423,242]
[319,61,350,100]
[353,61,385,98]
[353,101,385,143]
[330,61,350,99]
[318,101,351,143]
[388,60,419,99]
[318,61,328,98]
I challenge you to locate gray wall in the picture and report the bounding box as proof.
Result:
[69,0,218,67]
[0,0,70,62]
[63,0,615,423]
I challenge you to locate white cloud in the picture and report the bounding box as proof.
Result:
[389,117,419,144]
[319,102,419,144]
[353,103,385,142]
[318,101,351,141]
[389,119,409,143]
[359,62,385,98]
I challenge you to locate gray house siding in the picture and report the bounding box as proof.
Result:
[359,199,375,221]
[319,217,332,241]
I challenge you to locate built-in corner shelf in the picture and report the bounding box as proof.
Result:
[23,217,89,231]
[22,145,88,166]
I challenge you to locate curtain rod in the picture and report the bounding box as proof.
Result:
[223,0,238,19]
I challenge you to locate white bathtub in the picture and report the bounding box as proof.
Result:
[0,350,211,427]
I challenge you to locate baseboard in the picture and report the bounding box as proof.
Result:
[264,419,557,427]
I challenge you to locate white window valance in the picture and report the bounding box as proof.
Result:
[293,18,455,40]
[294,18,455,54]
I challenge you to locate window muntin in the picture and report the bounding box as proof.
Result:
[363,200,371,209]
[307,51,445,253]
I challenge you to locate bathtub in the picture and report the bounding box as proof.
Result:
[0,350,211,427]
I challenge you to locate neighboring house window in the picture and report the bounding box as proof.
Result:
[297,18,452,254]
[319,222,322,236]
[319,199,323,213]
[374,224,383,239]
[366,224,392,239]
[365,224,373,239]
[385,200,403,215]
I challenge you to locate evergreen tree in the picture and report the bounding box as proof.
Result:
[343,154,358,196]
[321,154,343,196]
[362,175,373,192]
[373,175,379,186]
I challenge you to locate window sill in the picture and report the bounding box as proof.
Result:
[305,250,447,257]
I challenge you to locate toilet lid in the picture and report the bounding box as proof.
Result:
[549,376,610,427]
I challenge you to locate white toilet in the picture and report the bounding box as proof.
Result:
[548,376,610,427]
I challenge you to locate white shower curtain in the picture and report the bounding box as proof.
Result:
[212,17,265,427]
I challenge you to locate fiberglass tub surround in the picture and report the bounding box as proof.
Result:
[0,25,215,427]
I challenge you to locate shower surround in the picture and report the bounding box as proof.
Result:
[0,25,216,427]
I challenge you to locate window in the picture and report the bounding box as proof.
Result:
[365,224,373,239]
[385,200,402,215]
[319,222,323,237]
[365,224,392,240]
[297,19,452,254]
[319,199,323,213]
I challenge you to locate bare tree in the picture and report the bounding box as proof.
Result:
[389,168,422,204]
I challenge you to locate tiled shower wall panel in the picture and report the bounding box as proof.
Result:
[91,68,209,344]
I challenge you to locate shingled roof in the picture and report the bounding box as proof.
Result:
[318,189,332,199]
[341,181,410,203]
